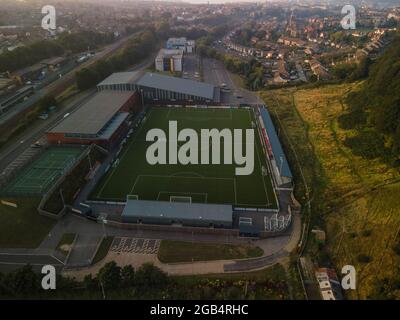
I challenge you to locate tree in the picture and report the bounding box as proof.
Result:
[83,274,99,290]
[94,60,113,79]
[155,21,171,40]
[224,286,243,299]
[349,57,372,80]
[76,68,100,90]
[10,264,39,296]
[0,272,9,296]
[97,261,122,290]
[135,263,168,287]
[40,95,57,109]
[121,265,135,287]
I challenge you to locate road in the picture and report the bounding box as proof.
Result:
[0,252,64,273]
[0,90,96,174]
[202,58,259,105]
[0,32,142,127]
[0,54,156,174]
[182,54,200,81]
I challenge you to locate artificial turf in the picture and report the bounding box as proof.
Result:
[1,147,82,196]
[92,107,277,209]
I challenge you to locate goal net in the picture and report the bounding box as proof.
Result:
[127,194,139,200]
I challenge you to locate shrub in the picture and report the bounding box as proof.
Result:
[343,130,386,159]
[357,254,372,263]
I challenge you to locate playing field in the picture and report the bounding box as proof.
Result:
[1,147,82,196]
[92,107,277,209]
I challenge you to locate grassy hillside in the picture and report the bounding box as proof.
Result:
[345,35,400,158]
[0,198,55,248]
[261,83,400,299]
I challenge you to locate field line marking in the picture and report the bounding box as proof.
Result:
[234,177,237,205]
[250,109,270,207]
[157,191,208,202]
[98,109,154,197]
[136,174,234,181]
[170,171,204,178]
[129,175,141,195]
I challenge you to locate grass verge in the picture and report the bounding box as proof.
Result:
[157,240,263,263]
[92,236,114,265]
[55,233,76,257]
[0,198,55,248]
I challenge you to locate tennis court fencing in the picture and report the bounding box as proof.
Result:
[0,146,81,197]
[38,144,107,219]
[0,145,47,195]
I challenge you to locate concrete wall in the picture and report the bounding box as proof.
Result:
[122,215,232,229]
[108,220,239,236]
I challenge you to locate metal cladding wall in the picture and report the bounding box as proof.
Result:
[46,121,129,150]
[122,214,232,229]
[46,92,141,149]
[138,85,212,103]
[122,200,233,229]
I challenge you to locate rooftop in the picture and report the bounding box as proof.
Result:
[156,49,184,59]
[97,71,142,87]
[136,72,216,100]
[122,200,233,223]
[49,90,133,135]
[260,107,292,179]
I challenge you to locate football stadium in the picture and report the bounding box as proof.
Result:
[91,106,278,209]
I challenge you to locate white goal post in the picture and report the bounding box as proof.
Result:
[127,194,139,200]
[170,196,192,203]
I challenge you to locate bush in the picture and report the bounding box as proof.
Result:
[393,241,400,256]
[357,254,372,263]
[135,263,168,287]
[361,229,373,237]
[343,130,386,159]
[337,110,367,130]
[97,261,122,290]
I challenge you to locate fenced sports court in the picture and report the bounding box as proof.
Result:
[1,147,82,197]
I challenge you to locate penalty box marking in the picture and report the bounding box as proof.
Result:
[130,174,235,199]
[157,191,208,203]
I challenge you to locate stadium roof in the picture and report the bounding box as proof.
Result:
[260,107,292,179]
[49,91,133,135]
[97,71,142,87]
[122,200,233,223]
[97,112,129,140]
[136,72,216,100]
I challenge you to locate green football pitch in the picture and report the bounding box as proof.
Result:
[1,147,82,196]
[92,107,277,209]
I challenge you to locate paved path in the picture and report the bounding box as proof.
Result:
[67,234,102,267]
[62,212,301,279]
[0,206,300,275]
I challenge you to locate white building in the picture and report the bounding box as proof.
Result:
[155,49,184,73]
[186,40,195,53]
[315,268,343,300]
[166,37,195,53]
